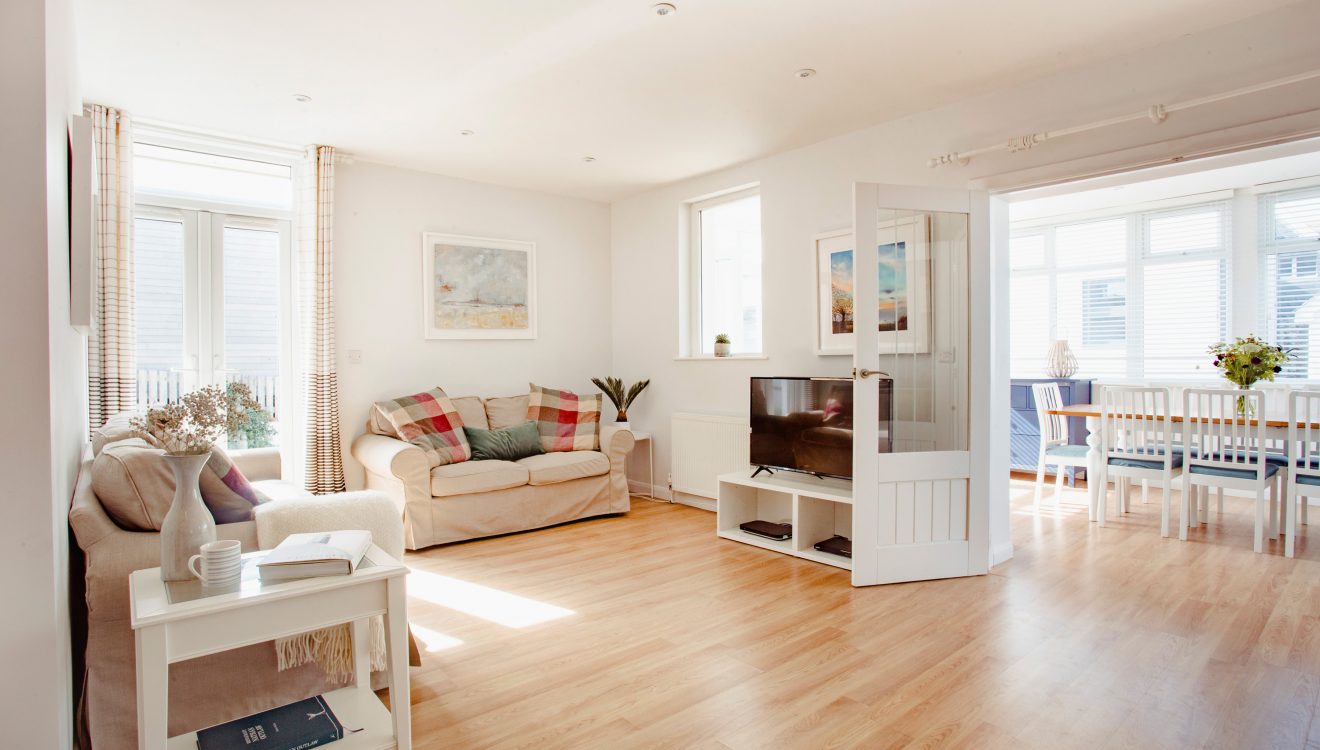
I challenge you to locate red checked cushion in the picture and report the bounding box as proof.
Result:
[373,387,471,467]
[526,383,602,452]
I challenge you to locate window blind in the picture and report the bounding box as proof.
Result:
[1009,201,1229,380]
[1261,187,1320,379]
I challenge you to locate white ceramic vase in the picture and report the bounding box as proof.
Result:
[714,342,731,357]
[159,452,217,582]
[1044,340,1079,378]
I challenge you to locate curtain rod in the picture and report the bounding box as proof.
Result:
[928,68,1320,169]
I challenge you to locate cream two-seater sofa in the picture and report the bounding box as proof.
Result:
[352,393,635,550]
[70,422,410,750]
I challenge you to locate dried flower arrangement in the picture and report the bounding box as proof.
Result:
[132,385,262,455]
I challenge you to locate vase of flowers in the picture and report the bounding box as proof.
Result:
[132,386,247,581]
[591,376,650,429]
[1208,335,1289,417]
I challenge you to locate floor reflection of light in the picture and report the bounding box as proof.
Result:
[407,568,575,628]
[409,624,464,653]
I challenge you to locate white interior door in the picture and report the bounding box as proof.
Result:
[851,183,990,586]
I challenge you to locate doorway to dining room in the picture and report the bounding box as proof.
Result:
[1000,138,1320,546]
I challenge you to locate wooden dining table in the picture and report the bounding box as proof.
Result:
[1046,402,1317,522]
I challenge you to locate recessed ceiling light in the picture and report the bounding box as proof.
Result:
[293,94,312,103]
[652,3,676,16]
[459,130,475,136]
[795,68,816,79]
[582,156,597,163]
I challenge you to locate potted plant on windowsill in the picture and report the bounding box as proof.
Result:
[714,333,732,358]
[591,376,650,430]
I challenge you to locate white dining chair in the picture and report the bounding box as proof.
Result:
[1095,386,1182,535]
[1181,388,1281,553]
[1030,382,1088,510]
[1285,390,1318,558]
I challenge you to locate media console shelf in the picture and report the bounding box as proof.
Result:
[716,470,854,570]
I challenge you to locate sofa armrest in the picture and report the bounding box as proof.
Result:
[351,433,433,548]
[254,490,404,561]
[353,434,429,486]
[600,426,635,510]
[229,446,282,481]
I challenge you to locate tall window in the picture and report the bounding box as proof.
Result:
[690,187,763,355]
[1009,201,1229,379]
[1261,186,1320,379]
[133,140,294,448]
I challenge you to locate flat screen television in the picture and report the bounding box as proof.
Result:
[749,376,892,480]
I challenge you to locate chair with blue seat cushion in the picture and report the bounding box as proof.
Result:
[1095,386,1183,536]
[1285,390,1319,557]
[1181,388,1283,553]
[1030,383,1089,511]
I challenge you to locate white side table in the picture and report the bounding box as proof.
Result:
[630,431,656,499]
[129,545,411,750]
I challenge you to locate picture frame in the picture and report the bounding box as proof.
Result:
[814,214,931,355]
[421,232,537,340]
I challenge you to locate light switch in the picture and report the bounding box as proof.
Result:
[347,349,363,364]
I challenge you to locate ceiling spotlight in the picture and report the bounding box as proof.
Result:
[582,156,597,163]
[293,94,312,103]
[652,3,676,16]
[459,129,474,136]
[795,68,816,79]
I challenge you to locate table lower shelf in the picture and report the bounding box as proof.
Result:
[717,529,853,571]
[167,685,398,750]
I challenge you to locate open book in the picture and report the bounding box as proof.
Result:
[257,530,373,582]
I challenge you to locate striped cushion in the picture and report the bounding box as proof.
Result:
[527,383,602,452]
[373,387,471,467]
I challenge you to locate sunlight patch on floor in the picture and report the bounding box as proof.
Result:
[409,623,465,653]
[407,567,576,628]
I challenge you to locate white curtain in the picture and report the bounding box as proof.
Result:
[87,104,135,429]
[299,145,346,493]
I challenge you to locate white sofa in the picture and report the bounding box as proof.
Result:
[352,393,635,550]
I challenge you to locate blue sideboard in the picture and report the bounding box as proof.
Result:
[1009,378,1093,485]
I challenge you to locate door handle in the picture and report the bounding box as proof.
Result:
[854,368,890,379]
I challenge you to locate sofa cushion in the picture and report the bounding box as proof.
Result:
[373,387,471,467]
[91,411,150,456]
[527,383,602,452]
[92,439,269,530]
[464,422,545,462]
[517,451,609,486]
[369,394,488,435]
[431,460,529,497]
[485,394,530,430]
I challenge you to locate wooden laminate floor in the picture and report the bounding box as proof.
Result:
[399,480,1320,749]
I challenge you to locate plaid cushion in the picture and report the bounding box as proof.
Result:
[202,445,270,523]
[373,387,471,467]
[527,383,602,452]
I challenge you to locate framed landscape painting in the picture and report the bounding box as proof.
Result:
[814,214,931,355]
[421,232,537,339]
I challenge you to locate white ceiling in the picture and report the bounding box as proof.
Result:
[75,0,1296,202]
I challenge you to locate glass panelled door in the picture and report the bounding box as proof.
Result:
[851,183,990,586]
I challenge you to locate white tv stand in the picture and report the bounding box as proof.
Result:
[716,469,853,570]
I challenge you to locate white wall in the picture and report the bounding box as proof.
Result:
[334,161,613,488]
[0,0,83,746]
[609,2,1320,564]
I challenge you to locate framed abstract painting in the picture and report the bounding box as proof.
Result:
[421,232,537,339]
[814,214,931,355]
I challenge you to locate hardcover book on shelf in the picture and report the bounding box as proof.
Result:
[196,695,345,750]
[257,530,372,582]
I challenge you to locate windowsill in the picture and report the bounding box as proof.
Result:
[673,354,768,361]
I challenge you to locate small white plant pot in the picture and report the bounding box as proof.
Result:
[714,342,731,357]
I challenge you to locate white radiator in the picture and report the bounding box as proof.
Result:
[670,412,750,499]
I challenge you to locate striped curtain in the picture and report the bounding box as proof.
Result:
[87,105,135,429]
[299,145,346,493]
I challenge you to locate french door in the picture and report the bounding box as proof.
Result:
[851,183,994,586]
[134,205,293,444]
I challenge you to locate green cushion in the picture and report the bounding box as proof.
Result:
[464,422,545,462]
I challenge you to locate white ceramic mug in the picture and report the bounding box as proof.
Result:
[187,539,242,585]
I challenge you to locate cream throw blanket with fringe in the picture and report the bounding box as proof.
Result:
[252,490,404,681]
